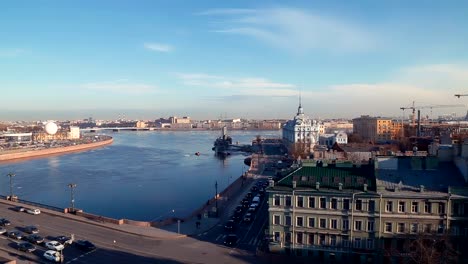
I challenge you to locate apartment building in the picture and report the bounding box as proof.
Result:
[267,156,468,263]
[352,116,401,143]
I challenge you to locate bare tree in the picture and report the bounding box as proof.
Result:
[408,232,458,264]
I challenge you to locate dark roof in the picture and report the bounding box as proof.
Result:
[278,165,376,191]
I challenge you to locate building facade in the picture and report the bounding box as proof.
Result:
[319,132,348,148]
[282,103,321,156]
[352,116,404,143]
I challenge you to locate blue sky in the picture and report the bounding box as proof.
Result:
[1,1,468,121]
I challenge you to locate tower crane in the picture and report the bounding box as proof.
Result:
[399,103,465,137]
[455,94,468,98]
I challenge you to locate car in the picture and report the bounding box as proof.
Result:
[26,208,41,215]
[24,234,44,244]
[55,235,73,245]
[250,186,259,192]
[17,242,36,252]
[230,214,241,223]
[24,225,39,234]
[224,220,235,231]
[243,213,253,223]
[246,192,253,199]
[0,227,6,235]
[45,241,65,251]
[75,240,96,251]
[7,230,23,240]
[13,206,25,212]
[234,205,243,214]
[241,200,250,208]
[0,218,11,226]
[43,250,61,262]
[223,234,238,247]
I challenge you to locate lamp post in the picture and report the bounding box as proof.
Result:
[215,181,218,217]
[68,183,77,213]
[7,173,15,200]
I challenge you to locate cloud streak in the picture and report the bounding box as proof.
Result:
[144,43,173,52]
[201,7,375,53]
[81,80,158,94]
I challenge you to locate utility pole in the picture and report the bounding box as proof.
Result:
[7,173,15,200]
[68,183,77,213]
[215,181,218,217]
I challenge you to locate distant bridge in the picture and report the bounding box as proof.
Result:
[80,127,154,132]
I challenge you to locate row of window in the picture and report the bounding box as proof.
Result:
[384,222,444,234]
[273,215,376,232]
[273,195,445,214]
[273,231,374,249]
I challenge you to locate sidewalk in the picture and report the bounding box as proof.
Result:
[160,175,256,236]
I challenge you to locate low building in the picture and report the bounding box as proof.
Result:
[267,156,468,263]
[319,132,348,148]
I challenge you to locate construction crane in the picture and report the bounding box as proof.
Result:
[455,94,468,98]
[399,103,465,137]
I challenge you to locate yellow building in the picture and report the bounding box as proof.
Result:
[352,116,401,143]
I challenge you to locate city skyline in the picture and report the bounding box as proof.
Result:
[2,1,468,121]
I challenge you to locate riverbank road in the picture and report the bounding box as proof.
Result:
[0,200,259,263]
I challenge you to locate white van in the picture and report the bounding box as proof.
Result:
[252,196,260,205]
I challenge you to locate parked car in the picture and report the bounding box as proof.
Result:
[55,235,73,245]
[223,234,238,247]
[45,241,64,251]
[24,234,44,244]
[7,230,23,240]
[0,218,11,226]
[224,220,235,231]
[24,225,39,234]
[243,213,253,223]
[26,208,41,215]
[0,227,6,235]
[75,240,96,251]
[13,206,25,212]
[246,192,253,199]
[43,250,61,262]
[230,214,241,223]
[17,242,36,252]
[234,205,243,214]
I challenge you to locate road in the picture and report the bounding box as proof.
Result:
[0,202,260,264]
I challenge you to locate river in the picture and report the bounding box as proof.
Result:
[0,130,280,221]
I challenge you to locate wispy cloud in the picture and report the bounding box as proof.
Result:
[178,73,296,96]
[0,48,25,57]
[144,43,174,52]
[81,80,158,94]
[200,7,375,53]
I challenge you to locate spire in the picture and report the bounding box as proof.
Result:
[297,91,304,115]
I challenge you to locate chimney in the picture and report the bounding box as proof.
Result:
[269,180,275,187]
[338,183,343,191]
[292,181,297,189]
[316,182,320,190]
[363,184,368,192]
[420,185,425,192]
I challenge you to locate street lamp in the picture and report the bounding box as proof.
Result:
[7,173,15,200]
[215,181,218,217]
[68,183,77,213]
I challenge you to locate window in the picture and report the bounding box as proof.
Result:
[366,239,374,249]
[342,236,349,248]
[367,221,374,232]
[368,200,375,212]
[411,223,418,233]
[424,224,432,232]
[297,196,304,208]
[411,202,419,213]
[331,198,338,209]
[439,203,445,214]
[343,199,350,210]
[308,234,314,245]
[385,222,392,233]
[320,198,326,209]
[354,238,361,248]
[319,218,326,228]
[285,215,291,226]
[438,224,445,234]
[355,200,362,210]
[285,196,292,207]
[273,215,280,225]
[309,197,315,208]
[386,201,393,212]
[308,217,315,228]
[343,219,349,230]
[330,235,337,246]
[285,232,291,243]
[330,219,338,229]
[424,202,431,213]
[398,201,405,212]
[274,232,280,242]
[296,232,303,244]
[274,195,280,206]
[296,216,303,227]
[397,223,405,233]
[319,234,326,245]
[354,220,363,231]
